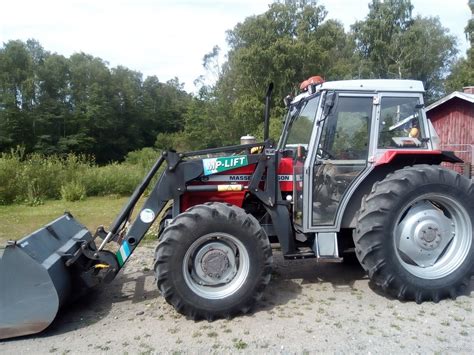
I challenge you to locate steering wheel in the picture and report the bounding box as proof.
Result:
[317,147,334,160]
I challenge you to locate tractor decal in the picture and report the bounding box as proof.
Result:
[116,240,131,267]
[203,174,293,182]
[202,155,248,175]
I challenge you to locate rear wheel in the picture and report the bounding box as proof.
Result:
[354,165,474,302]
[154,202,272,319]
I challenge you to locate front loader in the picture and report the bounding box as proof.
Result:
[1,78,473,339]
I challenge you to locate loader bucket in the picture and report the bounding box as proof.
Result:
[0,214,94,340]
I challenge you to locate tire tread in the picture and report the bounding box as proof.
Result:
[154,202,272,320]
[354,165,474,303]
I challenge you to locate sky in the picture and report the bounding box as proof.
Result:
[0,0,471,92]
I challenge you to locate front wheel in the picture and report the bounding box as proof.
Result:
[354,165,474,302]
[154,202,272,320]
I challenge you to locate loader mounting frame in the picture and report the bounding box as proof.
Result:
[74,140,294,283]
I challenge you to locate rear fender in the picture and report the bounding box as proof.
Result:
[341,151,457,229]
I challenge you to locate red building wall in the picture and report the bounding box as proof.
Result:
[427,97,473,174]
[428,98,473,146]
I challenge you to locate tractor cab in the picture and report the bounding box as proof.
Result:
[280,78,432,232]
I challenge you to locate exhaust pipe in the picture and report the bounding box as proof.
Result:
[263,82,274,141]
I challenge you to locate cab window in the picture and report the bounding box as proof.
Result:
[378,97,426,148]
[285,96,319,148]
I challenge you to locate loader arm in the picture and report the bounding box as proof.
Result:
[66,142,280,280]
[111,142,295,271]
[112,153,204,268]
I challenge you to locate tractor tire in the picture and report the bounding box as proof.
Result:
[354,165,474,303]
[154,202,272,320]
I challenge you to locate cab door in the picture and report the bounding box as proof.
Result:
[307,94,374,229]
[283,95,320,228]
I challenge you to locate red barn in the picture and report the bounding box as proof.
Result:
[426,87,474,177]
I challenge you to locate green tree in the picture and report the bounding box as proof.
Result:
[109,65,144,158]
[352,0,457,102]
[446,14,474,92]
[209,0,355,146]
[352,0,414,78]
[67,52,112,160]
[401,16,458,100]
[0,39,194,161]
[0,40,37,151]
[34,53,71,154]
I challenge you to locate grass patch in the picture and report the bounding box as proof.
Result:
[0,196,145,243]
[390,323,401,331]
[192,331,202,338]
[233,339,248,350]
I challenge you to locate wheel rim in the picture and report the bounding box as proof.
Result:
[183,233,250,299]
[394,193,472,279]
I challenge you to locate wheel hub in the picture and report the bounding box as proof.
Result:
[397,201,455,267]
[193,241,238,286]
[201,249,230,279]
[414,222,442,250]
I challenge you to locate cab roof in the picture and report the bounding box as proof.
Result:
[320,79,425,93]
[291,79,425,105]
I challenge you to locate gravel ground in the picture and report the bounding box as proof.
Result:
[1,245,473,354]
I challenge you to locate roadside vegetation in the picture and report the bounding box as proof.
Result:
[0,147,159,205]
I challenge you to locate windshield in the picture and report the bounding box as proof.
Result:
[279,95,320,150]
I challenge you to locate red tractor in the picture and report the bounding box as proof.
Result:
[1,78,472,339]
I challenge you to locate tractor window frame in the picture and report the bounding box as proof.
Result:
[376,94,428,150]
[317,96,372,162]
[281,94,321,151]
[301,92,378,232]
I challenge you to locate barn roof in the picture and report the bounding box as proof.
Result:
[426,91,474,112]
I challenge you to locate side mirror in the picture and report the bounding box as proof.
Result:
[283,95,293,108]
[322,91,336,117]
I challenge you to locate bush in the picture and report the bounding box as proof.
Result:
[124,147,160,172]
[0,148,153,205]
[81,163,142,196]
[60,181,87,201]
[17,153,64,202]
[25,180,45,206]
[155,132,189,151]
[0,151,22,204]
